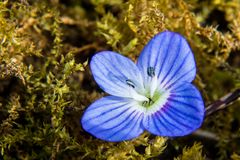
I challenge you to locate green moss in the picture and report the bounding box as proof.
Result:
[0,0,239,159]
[174,143,205,160]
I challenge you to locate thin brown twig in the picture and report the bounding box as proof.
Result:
[71,43,103,54]
[205,89,240,116]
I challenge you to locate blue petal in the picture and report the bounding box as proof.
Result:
[143,83,204,136]
[137,31,196,89]
[90,51,144,98]
[81,96,144,142]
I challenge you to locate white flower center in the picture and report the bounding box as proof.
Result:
[126,67,170,114]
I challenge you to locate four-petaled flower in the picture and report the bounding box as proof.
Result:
[81,31,205,142]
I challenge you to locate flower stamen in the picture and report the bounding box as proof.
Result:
[142,98,154,108]
[126,79,135,88]
[147,67,155,77]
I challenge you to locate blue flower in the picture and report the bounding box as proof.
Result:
[81,31,205,142]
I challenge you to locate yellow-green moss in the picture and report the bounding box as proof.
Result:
[0,0,239,159]
[174,143,205,160]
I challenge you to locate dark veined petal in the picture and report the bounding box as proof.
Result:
[143,83,204,136]
[137,31,196,89]
[81,96,144,142]
[90,51,145,98]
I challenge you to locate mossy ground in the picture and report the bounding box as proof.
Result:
[0,0,239,159]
